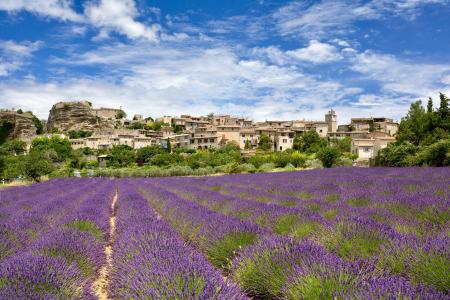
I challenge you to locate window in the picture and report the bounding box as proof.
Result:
[210,139,214,143]
[319,129,323,133]
[283,139,287,143]
[280,146,283,151]
[363,147,370,152]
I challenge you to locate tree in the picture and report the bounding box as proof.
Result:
[330,137,351,153]
[116,110,127,119]
[0,139,26,155]
[31,136,73,162]
[258,134,271,151]
[438,93,449,120]
[375,142,418,167]
[413,139,450,167]
[67,130,92,139]
[109,145,136,167]
[244,139,251,150]
[293,130,326,153]
[427,97,433,113]
[437,93,450,131]
[32,115,44,134]
[136,145,163,165]
[0,121,13,145]
[316,147,340,168]
[166,137,172,153]
[24,150,54,182]
[173,124,184,133]
[397,101,427,146]
[17,109,23,114]
[2,155,25,179]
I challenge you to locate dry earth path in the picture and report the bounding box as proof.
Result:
[92,190,118,300]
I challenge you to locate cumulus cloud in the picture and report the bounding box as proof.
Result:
[0,0,83,22]
[287,40,342,63]
[84,0,160,42]
[0,0,162,42]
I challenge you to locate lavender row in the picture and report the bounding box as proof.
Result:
[0,179,102,262]
[108,180,246,299]
[138,179,263,270]
[152,178,327,240]
[0,179,116,299]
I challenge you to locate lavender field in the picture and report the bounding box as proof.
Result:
[0,168,449,299]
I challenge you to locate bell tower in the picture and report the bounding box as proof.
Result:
[325,109,337,133]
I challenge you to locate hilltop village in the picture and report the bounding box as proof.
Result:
[0,100,398,164]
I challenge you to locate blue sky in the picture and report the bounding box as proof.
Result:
[0,0,449,124]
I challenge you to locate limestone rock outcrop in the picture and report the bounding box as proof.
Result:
[47,101,116,132]
[0,111,37,138]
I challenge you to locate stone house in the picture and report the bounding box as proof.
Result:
[350,117,398,136]
[239,128,259,149]
[216,125,241,145]
[351,136,396,163]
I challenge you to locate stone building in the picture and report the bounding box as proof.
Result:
[350,117,398,136]
[351,136,396,164]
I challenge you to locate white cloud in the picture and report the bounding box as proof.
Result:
[273,1,378,39]
[0,41,360,122]
[84,0,160,42]
[0,40,42,76]
[0,0,83,22]
[273,0,448,39]
[441,74,450,85]
[351,51,450,97]
[287,40,342,63]
[0,0,163,42]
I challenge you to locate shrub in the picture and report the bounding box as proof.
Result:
[259,163,276,172]
[317,147,340,168]
[305,159,322,169]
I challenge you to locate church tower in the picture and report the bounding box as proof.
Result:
[325,109,337,133]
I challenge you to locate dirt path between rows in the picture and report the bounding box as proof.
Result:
[92,191,118,300]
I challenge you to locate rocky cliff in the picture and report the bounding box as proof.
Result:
[47,101,116,132]
[0,111,37,139]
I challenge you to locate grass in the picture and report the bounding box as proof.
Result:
[0,229,20,261]
[324,194,340,203]
[147,274,206,298]
[274,214,298,235]
[378,247,450,293]
[285,273,351,300]
[292,222,321,240]
[281,201,297,207]
[323,209,337,220]
[347,197,370,208]
[207,232,256,269]
[233,251,288,299]
[296,192,313,200]
[417,206,449,226]
[304,202,322,212]
[65,220,105,241]
[321,223,385,259]
[42,248,95,277]
[410,252,450,293]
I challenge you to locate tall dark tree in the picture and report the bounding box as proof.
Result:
[427,97,433,113]
[438,93,449,119]
[397,101,427,146]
